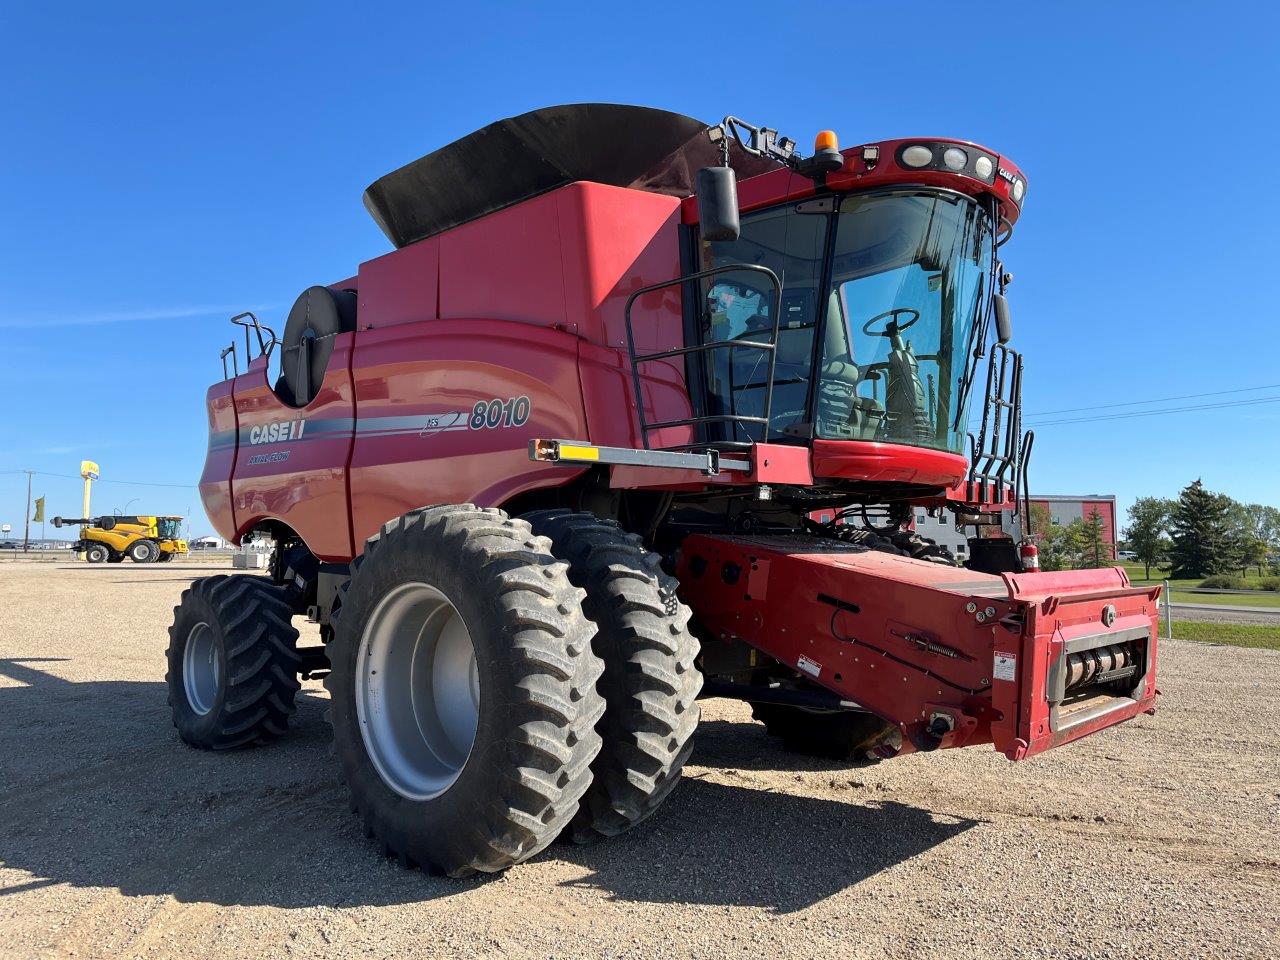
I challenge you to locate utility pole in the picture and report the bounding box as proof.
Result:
[23,470,33,554]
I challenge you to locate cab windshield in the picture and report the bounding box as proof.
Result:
[157,518,181,539]
[698,189,994,454]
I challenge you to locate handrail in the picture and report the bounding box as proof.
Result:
[623,263,783,450]
[967,344,1024,505]
[229,312,279,360]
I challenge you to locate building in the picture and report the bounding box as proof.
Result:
[911,494,1118,561]
[1027,495,1118,557]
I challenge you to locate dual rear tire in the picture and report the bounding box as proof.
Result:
[164,504,703,877]
[522,510,701,843]
[325,505,701,875]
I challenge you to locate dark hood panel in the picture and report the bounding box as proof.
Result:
[363,103,782,248]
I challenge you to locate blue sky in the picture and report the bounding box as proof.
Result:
[4,2,1278,540]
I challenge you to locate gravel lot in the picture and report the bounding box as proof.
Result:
[1,562,1277,959]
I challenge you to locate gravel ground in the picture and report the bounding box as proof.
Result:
[1,563,1277,960]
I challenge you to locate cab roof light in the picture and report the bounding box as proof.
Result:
[900,144,933,168]
[861,145,880,168]
[804,128,844,175]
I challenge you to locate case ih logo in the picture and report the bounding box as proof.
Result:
[249,419,306,445]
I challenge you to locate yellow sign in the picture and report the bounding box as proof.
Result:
[80,460,100,481]
[33,497,45,523]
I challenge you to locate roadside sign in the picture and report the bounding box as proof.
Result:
[80,460,100,481]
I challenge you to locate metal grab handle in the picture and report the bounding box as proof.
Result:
[230,312,279,359]
[220,342,238,380]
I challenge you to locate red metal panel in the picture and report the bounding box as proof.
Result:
[559,183,692,449]
[677,534,1159,760]
[199,380,238,543]
[347,318,589,551]
[356,238,439,331]
[811,439,969,488]
[438,191,567,329]
[230,345,356,562]
[556,182,682,349]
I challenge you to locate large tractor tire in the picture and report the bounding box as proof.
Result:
[326,505,606,876]
[752,702,891,762]
[166,575,301,749]
[156,550,174,563]
[523,510,701,842]
[128,539,159,563]
[84,543,109,563]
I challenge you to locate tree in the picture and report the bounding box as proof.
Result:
[1029,502,1071,571]
[1243,503,1280,575]
[1124,497,1173,579]
[1079,509,1110,567]
[1029,504,1112,571]
[1168,479,1235,579]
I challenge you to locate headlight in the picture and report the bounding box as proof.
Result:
[942,147,967,171]
[900,145,933,168]
[974,155,994,180]
[1012,178,1025,202]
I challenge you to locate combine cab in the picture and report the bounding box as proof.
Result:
[172,104,1159,876]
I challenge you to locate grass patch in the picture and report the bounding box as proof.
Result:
[1122,562,1279,590]
[1167,589,1280,609]
[1171,620,1280,650]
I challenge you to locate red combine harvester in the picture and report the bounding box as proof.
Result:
[176,104,1160,876]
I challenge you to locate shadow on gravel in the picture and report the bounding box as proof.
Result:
[0,659,973,912]
[555,716,979,913]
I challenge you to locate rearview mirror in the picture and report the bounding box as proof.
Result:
[994,293,1013,344]
[696,166,740,242]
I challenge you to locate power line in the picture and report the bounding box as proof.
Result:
[0,469,196,489]
[1025,382,1280,417]
[1028,394,1280,427]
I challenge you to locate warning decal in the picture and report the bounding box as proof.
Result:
[796,655,822,678]
[993,652,1017,682]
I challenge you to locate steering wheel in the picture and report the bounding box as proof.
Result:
[861,308,920,337]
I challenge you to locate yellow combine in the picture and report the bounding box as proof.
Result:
[52,514,188,563]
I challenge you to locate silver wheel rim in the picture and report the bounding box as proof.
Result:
[356,581,480,801]
[183,621,220,716]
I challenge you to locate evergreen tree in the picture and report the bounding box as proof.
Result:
[1081,508,1109,567]
[1168,479,1234,579]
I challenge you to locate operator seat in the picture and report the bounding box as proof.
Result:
[815,289,885,441]
[883,333,932,445]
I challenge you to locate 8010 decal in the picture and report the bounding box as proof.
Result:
[470,396,531,430]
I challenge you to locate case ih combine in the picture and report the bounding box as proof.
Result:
[176,104,1160,876]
